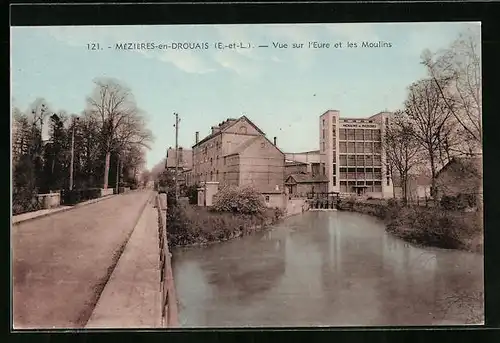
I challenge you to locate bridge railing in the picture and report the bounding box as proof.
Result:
[155,193,179,327]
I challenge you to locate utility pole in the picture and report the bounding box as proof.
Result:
[174,112,180,201]
[115,153,120,194]
[69,116,79,191]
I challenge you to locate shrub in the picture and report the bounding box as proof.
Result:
[440,195,469,211]
[185,184,199,204]
[212,185,266,215]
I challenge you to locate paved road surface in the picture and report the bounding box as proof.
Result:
[12,190,153,329]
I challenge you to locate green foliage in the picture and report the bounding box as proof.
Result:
[212,185,267,215]
[166,204,282,247]
[440,193,476,211]
[184,184,199,204]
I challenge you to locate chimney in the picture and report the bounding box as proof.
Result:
[195,131,199,144]
[273,137,277,146]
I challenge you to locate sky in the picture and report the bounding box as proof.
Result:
[11,22,480,170]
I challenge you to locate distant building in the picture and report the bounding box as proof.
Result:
[165,147,193,171]
[435,156,482,200]
[192,115,285,207]
[285,174,329,197]
[392,173,432,201]
[319,109,394,198]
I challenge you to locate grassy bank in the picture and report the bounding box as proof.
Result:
[166,204,284,247]
[338,199,483,253]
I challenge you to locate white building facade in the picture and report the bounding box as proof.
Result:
[319,110,394,198]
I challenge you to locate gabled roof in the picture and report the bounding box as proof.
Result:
[436,156,482,179]
[285,173,329,184]
[225,135,285,157]
[192,115,265,148]
[285,160,308,166]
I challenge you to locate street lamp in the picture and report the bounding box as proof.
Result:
[69,116,79,191]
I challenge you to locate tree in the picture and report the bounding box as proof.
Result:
[384,112,422,204]
[85,78,152,189]
[421,31,482,154]
[403,78,454,199]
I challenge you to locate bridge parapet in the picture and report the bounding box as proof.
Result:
[155,193,179,327]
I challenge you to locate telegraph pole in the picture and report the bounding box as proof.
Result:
[69,116,79,190]
[174,113,180,201]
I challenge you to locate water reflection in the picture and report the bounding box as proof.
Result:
[172,211,483,327]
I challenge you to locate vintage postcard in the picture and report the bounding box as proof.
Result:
[11,22,483,329]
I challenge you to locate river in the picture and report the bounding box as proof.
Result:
[171,210,484,327]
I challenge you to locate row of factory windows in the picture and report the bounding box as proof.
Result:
[338,129,382,141]
[337,154,382,166]
[339,182,383,193]
[322,141,382,154]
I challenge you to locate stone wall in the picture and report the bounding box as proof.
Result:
[36,192,61,209]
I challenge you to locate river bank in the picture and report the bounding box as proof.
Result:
[337,199,483,253]
[166,204,284,248]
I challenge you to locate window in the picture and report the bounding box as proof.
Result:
[365,130,373,141]
[339,142,347,153]
[347,155,356,166]
[217,171,219,181]
[385,117,389,125]
[356,142,364,153]
[322,129,325,139]
[239,126,247,134]
[347,142,355,153]
[373,130,381,141]
[224,156,227,165]
[323,119,325,127]
[355,129,364,140]
[265,195,270,202]
[332,154,337,163]
[210,158,213,166]
[347,129,355,140]
[322,142,325,151]
[333,176,336,185]
[364,142,373,153]
[332,126,336,136]
[374,142,381,153]
[365,155,373,166]
[356,155,364,166]
[339,155,347,166]
[374,155,381,166]
[387,177,390,186]
[323,164,326,175]
[339,129,347,140]
[340,181,347,193]
[332,164,336,175]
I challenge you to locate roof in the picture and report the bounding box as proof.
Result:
[436,156,482,178]
[165,147,193,169]
[285,150,320,155]
[192,115,266,148]
[225,135,285,157]
[285,160,308,166]
[228,136,262,155]
[285,174,329,184]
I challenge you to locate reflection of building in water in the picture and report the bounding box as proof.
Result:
[203,233,287,302]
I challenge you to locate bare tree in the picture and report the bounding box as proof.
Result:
[421,31,482,154]
[85,78,152,189]
[384,112,422,204]
[403,79,454,198]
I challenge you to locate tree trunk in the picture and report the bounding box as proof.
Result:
[429,151,437,199]
[103,151,111,189]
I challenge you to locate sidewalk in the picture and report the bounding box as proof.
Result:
[12,194,116,225]
[85,194,162,328]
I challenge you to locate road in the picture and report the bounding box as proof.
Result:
[12,190,153,329]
